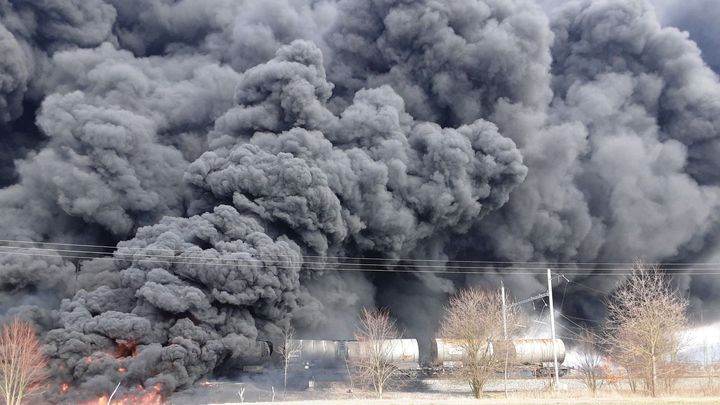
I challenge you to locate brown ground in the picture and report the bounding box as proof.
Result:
[228,399,720,405]
[170,375,720,405]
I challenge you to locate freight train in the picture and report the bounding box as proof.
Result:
[228,338,568,377]
[287,338,567,377]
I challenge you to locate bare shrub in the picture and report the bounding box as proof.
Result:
[576,328,604,395]
[439,287,520,398]
[659,355,686,393]
[0,318,47,405]
[351,308,401,397]
[607,261,687,397]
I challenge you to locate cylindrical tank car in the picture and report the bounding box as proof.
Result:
[346,339,420,364]
[289,338,564,373]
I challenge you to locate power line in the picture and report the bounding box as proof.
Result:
[3,249,667,275]
[3,239,720,277]
[0,245,592,270]
[1,239,547,264]
[557,314,611,345]
[568,280,611,295]
[3,238,720,268]
[6,248,720,276]
[2,243,720,274]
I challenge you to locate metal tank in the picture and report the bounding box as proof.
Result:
[291,339,347,366]
[346,339,420,363]
[431,338,564,365]
[510,338,565,365]
[216,340,273,373]
[234,340,273,365]
[432,338,494,363]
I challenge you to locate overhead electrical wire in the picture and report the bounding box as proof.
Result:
[567,280,609,295]
[1,238,718,267]
[1,239,720,276]
[0,245,580,270]
[0,249,676,276]
[4,248,720,276]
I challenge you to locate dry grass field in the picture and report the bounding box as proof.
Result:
[170,375,720,405]
[231,399,720,405]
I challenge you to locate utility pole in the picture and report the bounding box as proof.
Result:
[547,268,560,389]
[702,310,708,374]
[501,281,508,398]
[74,258,81,295]
[505,279,556,394]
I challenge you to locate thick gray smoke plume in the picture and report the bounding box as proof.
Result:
[0,0,720,401]
[45,205,304,399]
[326,0,553,125]
[48,41,527,393]
[478,0,720,262]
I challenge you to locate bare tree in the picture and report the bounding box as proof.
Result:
[439,287,520,398]
[606,261,687,397]
[576,328,605,395]
[276,325,301,394]
[0,318,47,405]
[350,308,401,397]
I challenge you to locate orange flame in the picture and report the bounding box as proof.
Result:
[60,383,69,394]
[117,367,126,373]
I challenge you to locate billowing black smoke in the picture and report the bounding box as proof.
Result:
[0,0,719,401]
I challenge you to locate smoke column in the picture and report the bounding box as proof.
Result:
[0,0,719,401]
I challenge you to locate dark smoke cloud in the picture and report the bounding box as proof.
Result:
[471,0,720,262]
[192,40,527,261]
[327,0,553,126]
[552,0,720,185]
[0,23,28,123]
[45,205,304,399]
[0,42,243,241]
[38,37,526,401]
[108,0,335,70]
[474,0,720,308]
[0,0,719,401]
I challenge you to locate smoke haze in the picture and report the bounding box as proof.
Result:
[0,0,719,401]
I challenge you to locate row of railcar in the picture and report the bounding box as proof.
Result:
[227,338,568,377]
[287,338,567,376]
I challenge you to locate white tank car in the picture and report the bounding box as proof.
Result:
[431,338,565,366]
[291,339,347,366]
[290,339,420,366]
[287,338,565,373]
[511,339,566,365]
[345,339,420,364]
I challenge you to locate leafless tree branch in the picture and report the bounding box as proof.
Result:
[350,308,401,398]
[0,318,47,405]
[439,287,522,398]
[606,260,687,397]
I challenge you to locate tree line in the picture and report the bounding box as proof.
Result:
[339,260,689,398]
